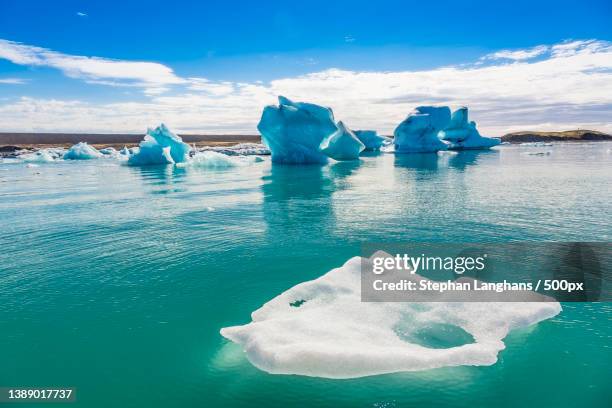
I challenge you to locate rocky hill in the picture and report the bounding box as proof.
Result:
[501,130,612,143]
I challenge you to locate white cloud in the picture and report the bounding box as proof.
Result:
[0,39,185,89]
[0,78,27,84]
[0,39,610,135]
[76,12,87,17]
[481,45,549,61]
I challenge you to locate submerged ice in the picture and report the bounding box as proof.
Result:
[257,96,338,164]
[320,121,365,161]
[221,254,560,379]
[128,124,191,166]
[394,106,451,153]
[439,107,501,150]
[63,142,103,160]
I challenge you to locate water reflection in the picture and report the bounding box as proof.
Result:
[394,153,440,171]
[129,164,188,194]
[260,161,368,246]
[447,150,499,171]
[328,160,362,179]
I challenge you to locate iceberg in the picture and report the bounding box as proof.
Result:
[439,107,501,150]
[353,130,389,151]
[393,106,450,153]
[128,124,191,166]
[120,146,131,156]
[257,96,338,164]
[221,254,561,379]
[63,142,103,160]
[320,121,365,161]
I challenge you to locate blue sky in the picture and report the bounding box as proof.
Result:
[0,0,610,134]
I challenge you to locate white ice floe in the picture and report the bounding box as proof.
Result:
[221,254,561,379]
[520,142,553,147]
[176,151,263,169]
[63,142,103,160]
[18,150,57,163]
[205,143,270,156]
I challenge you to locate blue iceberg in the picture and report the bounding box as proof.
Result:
[257,96,338,164]
[393,106,450,153]
[128,124,191,166]
[63,142,103,160]
[439,107,501,150]
[320,121,365,161]
[353,130,389,151]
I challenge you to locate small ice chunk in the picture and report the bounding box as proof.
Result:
[394,106,450,153]
[353,130,389,151]
[18,150,56,163]
[99,147,117,155]
[176,151,261,169]
[257,96,338,164]
[206,143,271,156]
[439,107,501,150]
[128,124,191,166]
[221,255,561,379]
[63,142,103,160]
[320,121,365,161]
[520,142,553,147]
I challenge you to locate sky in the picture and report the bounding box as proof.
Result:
[0,0,610,135]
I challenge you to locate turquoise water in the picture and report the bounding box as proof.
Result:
[1,143,611,407]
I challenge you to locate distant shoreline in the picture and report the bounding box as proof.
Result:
[0,132,261,149]
[500,130,612,143]
[1,128,611,150]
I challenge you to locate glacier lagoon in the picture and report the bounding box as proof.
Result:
[1,142,611,407]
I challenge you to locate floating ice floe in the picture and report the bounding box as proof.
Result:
[394,106,451,153]
[439,107,501,150]
[221,254,561,379]
[258,96,338,164]
[63,142,103,160]
[176,151,263,169]
[205,143,270,156]
[99,147,117,155]
[320,121,365,161]
[18,150,57,163]
[128,124,191,166]
[520,142,553,147]
[353,130,389,151]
